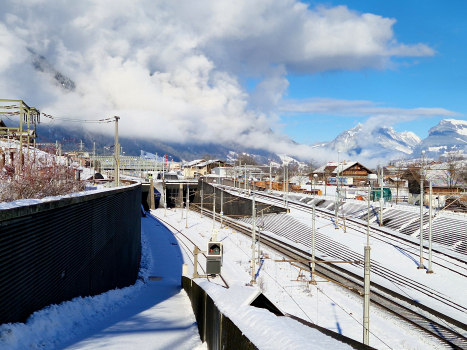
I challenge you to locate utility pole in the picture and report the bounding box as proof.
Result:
[220,181,224,229]
[164,182,167,217]
[93,142,96,178]
[181,183,184,219]
[286,166,289,210]
[311,205,316,284]
[239,160,241,191]
[149,178,155,210]
[282,162,286,208]
[251,193,257,284]
[418,150,426,270]
[55,140,59,165]
[201,178,204,218]
[114,116,120,187]
[212,190,216,230]
[258,210,263,263]
[186,184,189,228]
[335,151,340,229]
[233,161,236,188]
[26,109,30,159]
[19,102,23,173]
[427,181,434,274]
[244,166,247,191]
[364,173,377,346]
[379,166,384,226]
[269,161,272,192]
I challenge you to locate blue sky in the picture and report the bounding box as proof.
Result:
[273,1,467,144]
[1,0,465,161]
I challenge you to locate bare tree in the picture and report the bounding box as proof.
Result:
[393,162,406,204]
[403,163,422,195]
[237,153,258,165]
[442,152,463,189]
[0,151,85,202]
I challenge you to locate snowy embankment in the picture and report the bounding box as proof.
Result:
[156,207,449,350]
[0,199,453,350]
[0,215,202,350]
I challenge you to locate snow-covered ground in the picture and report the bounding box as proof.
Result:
[155,208,452,349]
[1,198,462,349]
[0,215,202,350]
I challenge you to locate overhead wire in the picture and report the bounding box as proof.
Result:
[41,113,114,124]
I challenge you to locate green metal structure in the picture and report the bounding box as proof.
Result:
[370,187,392,201]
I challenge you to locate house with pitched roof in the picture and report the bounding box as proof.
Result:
[312,161,374,186]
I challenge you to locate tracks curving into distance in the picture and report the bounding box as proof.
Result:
[196,185,467,349]
[146,211,229,288]
[237,187,467,279]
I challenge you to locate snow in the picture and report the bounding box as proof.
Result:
[428,146,447,152]
[0,214,202,350]
[197,282,354,350]
[0,183,139,210]
[155,205,451,349]
[2,184,464,349]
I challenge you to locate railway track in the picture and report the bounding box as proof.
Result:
[190,190,467,349]
[145,211,229,288]
[243,187,467,275]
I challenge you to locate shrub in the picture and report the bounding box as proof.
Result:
[0,149,85,202]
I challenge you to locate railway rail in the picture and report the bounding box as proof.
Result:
[228,186,467,274]
[190,189,467,349]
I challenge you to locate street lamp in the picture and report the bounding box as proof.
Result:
[418,150,426,270]
[363,173,377,346]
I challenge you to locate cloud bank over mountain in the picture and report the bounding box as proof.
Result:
[0,0,449,162]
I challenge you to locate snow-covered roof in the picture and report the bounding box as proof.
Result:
[313,161,361,175]
[184,159,205,167]
[332,161,358,174]
[196,159,223,167]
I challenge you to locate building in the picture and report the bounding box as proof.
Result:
[408,162,467,208]
[183,159,205,178]
[312,161,374,186]
[211,166,236,177]
[183,159,226,177]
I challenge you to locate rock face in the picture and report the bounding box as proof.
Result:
[30,50,76,91]
[413,119,467,158]
[314,123,421,159]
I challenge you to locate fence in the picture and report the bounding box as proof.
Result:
[182,276,373,350]
[0,184,141,324]
[182,276,258,350]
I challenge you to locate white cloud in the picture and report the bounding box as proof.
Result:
[0,0,438,161]
[279,97,460,125]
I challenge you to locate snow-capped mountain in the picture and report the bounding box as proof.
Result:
[30,49,76,91]
[314,123,421,159]
[414,119,467,158]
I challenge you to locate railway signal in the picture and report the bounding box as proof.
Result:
[206,242,223,276]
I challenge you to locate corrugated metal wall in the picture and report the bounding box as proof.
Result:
[182,276,258,350]
[0,185,141,324]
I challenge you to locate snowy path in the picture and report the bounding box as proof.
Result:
[59,216,202,350]
[0,215,203,350]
